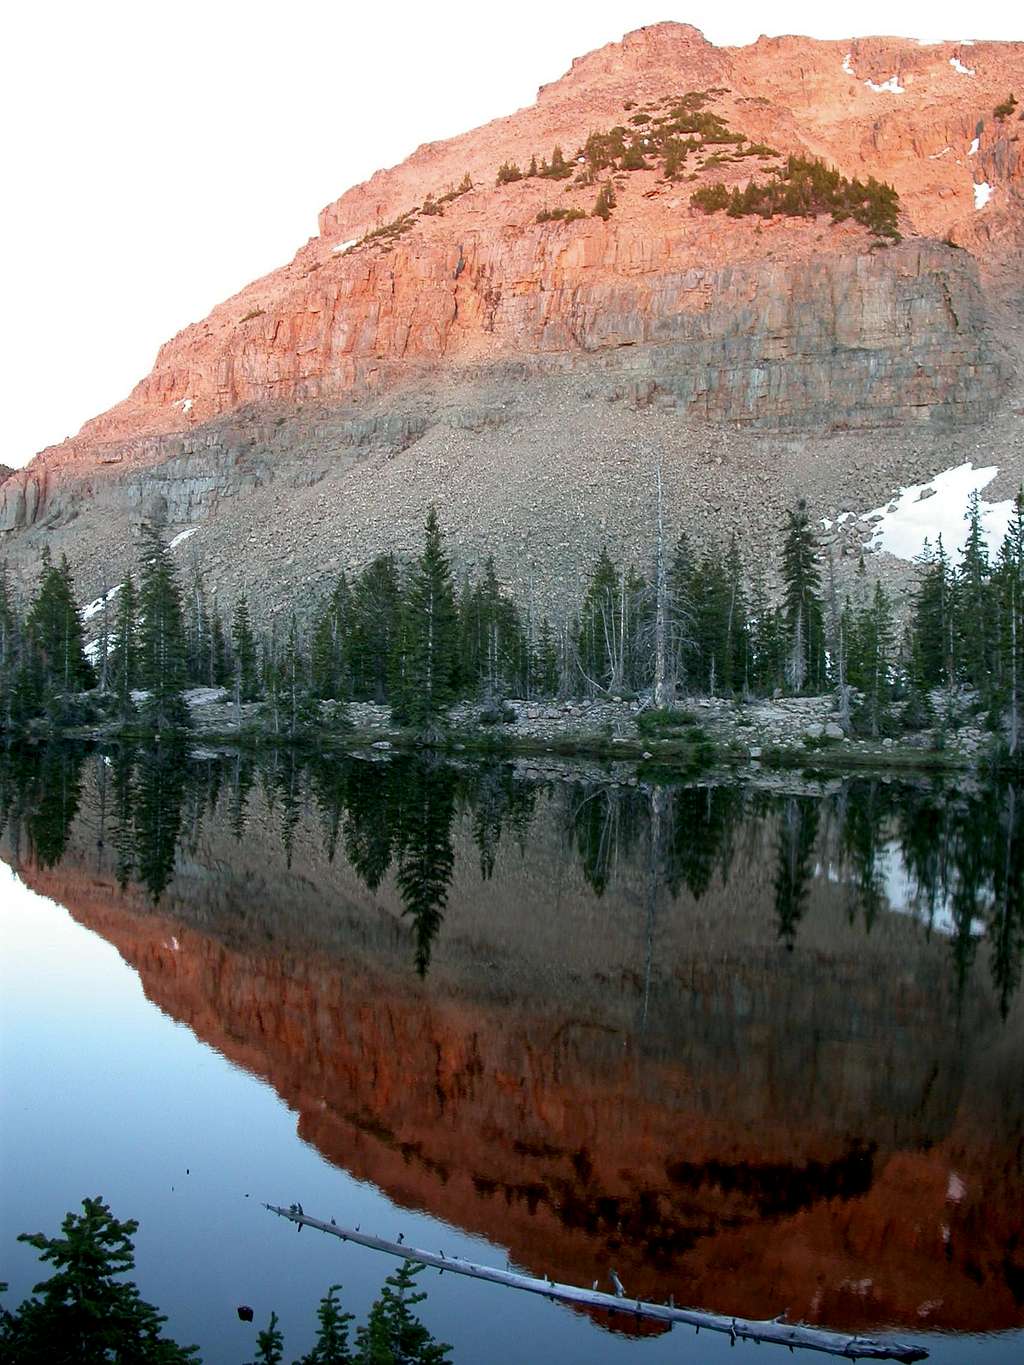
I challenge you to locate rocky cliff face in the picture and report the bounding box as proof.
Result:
[3,24,1023,607]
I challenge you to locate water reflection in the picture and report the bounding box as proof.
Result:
[1,744,1022,1341]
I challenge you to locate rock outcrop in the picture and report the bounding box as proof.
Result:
[2,23,1023,608]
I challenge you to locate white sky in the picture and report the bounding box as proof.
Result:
[1,1,1018,470]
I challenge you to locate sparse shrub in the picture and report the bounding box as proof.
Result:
[536,206,586,223]
[240,308,264,323]
[420,194,443,216]
[538,145,572,180]
[496,161,523,185]
[592,183,616,220]
[994,93,1018,120]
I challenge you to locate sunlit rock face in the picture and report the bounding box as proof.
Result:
[4,754,1021,1336]
[1,25,1023,615]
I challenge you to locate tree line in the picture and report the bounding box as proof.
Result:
[1,488,1022,754]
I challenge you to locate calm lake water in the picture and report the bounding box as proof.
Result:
[1,745,1022,1365]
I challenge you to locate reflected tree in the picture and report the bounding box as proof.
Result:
[774,796,819,950]
[395,759,458,975]
[132,741,189,901]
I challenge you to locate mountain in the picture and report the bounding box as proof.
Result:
[2,23,1023,610]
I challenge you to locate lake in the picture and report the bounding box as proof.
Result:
[1,745,1021,1364]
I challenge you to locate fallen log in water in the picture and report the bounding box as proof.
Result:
[264,1203,928,1362]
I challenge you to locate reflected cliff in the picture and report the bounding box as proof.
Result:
[2,744,1022,1338]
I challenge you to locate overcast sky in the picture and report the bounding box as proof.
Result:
[1,1,1018,469]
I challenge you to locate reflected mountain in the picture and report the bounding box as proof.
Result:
[2,745,1022,1338]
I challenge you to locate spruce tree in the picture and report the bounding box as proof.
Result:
[25,551,93,702]
[311,574,352,700]
[108,574,138,720]
[2,1197,198,1364]
[136,523,190,731]
[994,490,1024,754]
[848,581,896,737]
[390,507,459,732]
[231,594,259,702]
[354,1261,451,1363]
[349,554,402,702]
[956,490,994,698]
[911,536,954,691]
[781,500,826,692]
[531,616,560,696]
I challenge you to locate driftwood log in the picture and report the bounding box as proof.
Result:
[265,1203,927,1362]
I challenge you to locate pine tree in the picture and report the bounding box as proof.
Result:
[2,1197,198,1364]
[848,581,896,737]
[531,616,559,696]
[911,536,954,691]
[311,574,352,700]
[349,554,402,702]
[956,489,994,698]
[108,574,138,720]
[25,551,93,703]
[253,1311,284,1365]
[231,594,259,702]
[780,500,826,692]
[994,489,1024,755]
[458,556,526,700]
[390,507,459,733]
[136,523,190,731]
[295,1284,354,1364]
[354,1262,451,1364]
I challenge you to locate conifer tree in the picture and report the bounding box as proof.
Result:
[136,523,190,730]
[458,556,525,700]
[390,507,459,732]
[108,574,138,720]
[956,490,994,698]
[531,616,559,696]
[311,573,352,700]
[911,536,954,691]
[25,551,93,701]
[994,490,1024,755]
[295,1284,354,1365]
[848,580,896,737]
[349,554,402,702]
[781,500,826,692]
[354,1261,451,1363]
[231,594,259,702]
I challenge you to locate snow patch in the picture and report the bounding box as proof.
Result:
[864,75,904,94]
[974,181,992,210]
[83,582,123,621]
[84,639,101,663]
[169,527,198,551]
[928,147,952,159]
[332,239,356,253]
[949,56,975,76]
[176,397,193,415]
[968,136,980,156]
[878,841,989,937]
[861,462,1014,564]
[842,53,855,76]
[946,1172,966,1203]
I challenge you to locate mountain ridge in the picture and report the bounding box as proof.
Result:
[1,23,1022,615]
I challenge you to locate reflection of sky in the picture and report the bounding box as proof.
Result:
[2,866,1021,1365]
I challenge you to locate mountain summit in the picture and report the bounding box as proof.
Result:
[2,24,1022,609]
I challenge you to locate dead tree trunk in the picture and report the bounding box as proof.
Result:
[265,1205,927,1362]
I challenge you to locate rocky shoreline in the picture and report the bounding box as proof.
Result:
[174,689,998,774]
